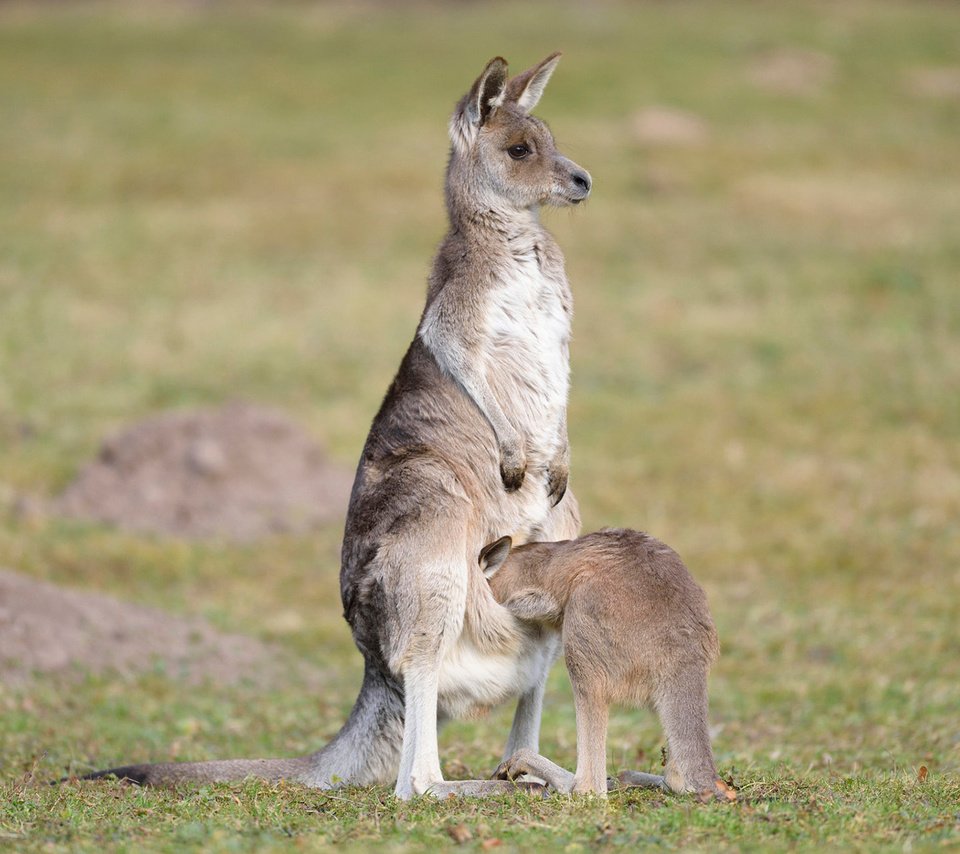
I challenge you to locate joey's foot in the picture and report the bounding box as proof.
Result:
[499,446,527,492]
[615,771,737,803]
[494,748,575,794]
[493,748,537,782]
[698,779,738,803]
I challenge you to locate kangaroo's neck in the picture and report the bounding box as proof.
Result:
[447,204,544,250]
[444,163,546,245]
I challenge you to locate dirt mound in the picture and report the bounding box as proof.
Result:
[53,403,354,541]
[747,48,835,95]
[905,66,960,99]
[0,569,317,688]
[631,106,709,147]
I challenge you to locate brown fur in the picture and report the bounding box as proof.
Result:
[483,530,733,799]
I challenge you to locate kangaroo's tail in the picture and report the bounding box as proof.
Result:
[66,663,405,788]
[73,756,311,786]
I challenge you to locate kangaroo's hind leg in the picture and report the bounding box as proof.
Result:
[656,668,723,797]
[389,509,547,800]
[385,507,472,799]
[499,489,581,761]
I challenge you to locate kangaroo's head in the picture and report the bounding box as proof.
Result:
[447,53,591,216]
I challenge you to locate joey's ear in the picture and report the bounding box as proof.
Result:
[450,56,509,152]
[505,51,561,113]
[479,536,512,578]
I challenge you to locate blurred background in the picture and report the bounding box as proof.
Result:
[1,0,958,843]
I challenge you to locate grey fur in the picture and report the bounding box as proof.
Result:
[485,530,735,800]
[79,54,590,800]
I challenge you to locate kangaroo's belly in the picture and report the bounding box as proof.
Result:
[436,631,559,720]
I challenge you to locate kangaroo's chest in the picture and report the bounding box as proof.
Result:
[484,251,571,451]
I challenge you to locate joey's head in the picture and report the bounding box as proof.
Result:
[479,536,522,600]
[447,53,592,218]
[479,537,564,625]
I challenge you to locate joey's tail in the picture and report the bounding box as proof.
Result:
[72,663,405,788]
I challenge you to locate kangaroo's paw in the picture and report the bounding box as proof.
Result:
[494,748,575,794]
[615,770,669,791]
[426,779,547,799]
[546,461,568,507]
[499,443,527,492]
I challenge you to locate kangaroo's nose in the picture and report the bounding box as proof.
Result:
[572,171,592,194]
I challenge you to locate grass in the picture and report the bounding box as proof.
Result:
[1,0,959,849]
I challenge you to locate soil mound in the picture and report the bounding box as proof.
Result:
[54,403,354,541]
[631,106,709,146]
[0,569,315,688]
[747,48,835,95]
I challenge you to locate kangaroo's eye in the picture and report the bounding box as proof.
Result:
[508,144,531,160]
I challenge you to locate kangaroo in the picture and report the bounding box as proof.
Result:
[80,54,591,799]
[478,529,735,800]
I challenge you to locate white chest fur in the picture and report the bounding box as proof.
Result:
[484,249,571,465]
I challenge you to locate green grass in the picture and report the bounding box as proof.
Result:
[2,0,959,849]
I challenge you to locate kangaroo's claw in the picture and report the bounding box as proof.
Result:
[546,465,568,506]
[499,461,526,492]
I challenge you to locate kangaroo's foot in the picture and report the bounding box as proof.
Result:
[494,748,575,794]
[426,779,547,799]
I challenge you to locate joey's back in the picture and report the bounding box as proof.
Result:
[486,530,720,678]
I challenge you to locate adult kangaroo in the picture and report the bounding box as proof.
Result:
[82,53,591,799]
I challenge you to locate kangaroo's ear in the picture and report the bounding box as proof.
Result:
[450,56,509,153]
[479,535,513,578]
[505,51,561,113]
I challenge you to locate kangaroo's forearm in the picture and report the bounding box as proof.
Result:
[418,321,517,447]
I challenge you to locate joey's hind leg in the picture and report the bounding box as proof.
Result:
[616,670,734,801]
[568,686,610,795]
